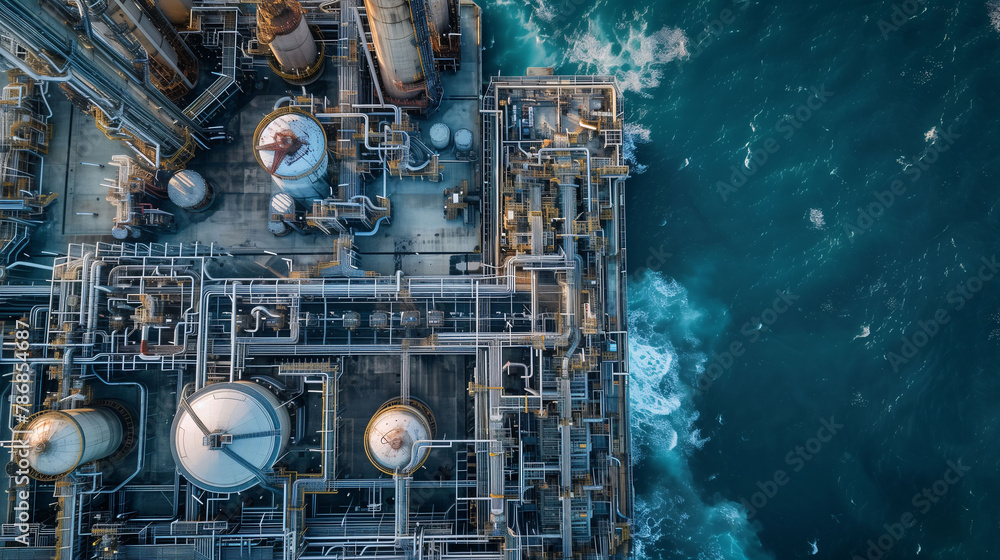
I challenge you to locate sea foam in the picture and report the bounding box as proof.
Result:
[629,272,775,559]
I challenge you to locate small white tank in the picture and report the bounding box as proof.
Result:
[111,226,130,240]
[364,404,433,474]
[429,123,451,150]
[454,128,473,155]
[268,192,297,236]
[168,170,215,212]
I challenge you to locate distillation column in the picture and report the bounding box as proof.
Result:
[257,0,325,85]
[364,0,442,112]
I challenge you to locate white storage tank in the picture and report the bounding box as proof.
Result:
[364,403,433,475]
[454,128,473,155]
[254,109,330,202]
[168,170,215,212]
[268,192,298,236]
[428,123,451,150]
[18,409,123,476]
[171,381,290,493]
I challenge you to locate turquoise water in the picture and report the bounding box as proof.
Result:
[481,1,1000,558]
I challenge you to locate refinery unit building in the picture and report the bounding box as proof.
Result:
[0,1,634,559]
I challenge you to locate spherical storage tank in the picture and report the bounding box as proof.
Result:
[454,128,473,155]
[168,170,215,212]
[254,109,329,202]
[18,409,123,476]
[364,402,434,475]
[171,381,290,493]
[429,123,451,150]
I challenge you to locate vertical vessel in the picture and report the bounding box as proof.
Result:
[257,0,325,85]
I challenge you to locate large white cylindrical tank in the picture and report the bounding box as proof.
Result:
[168,170,215,211]
[454,128,473,155]
[171,381,291,493]
[254,110,330,202]
[258,0,324,85]
[364,404,432,474]
[157,0,192,25]
[429,123,450,150]
[19,409,123,476]
[364,0,435,101]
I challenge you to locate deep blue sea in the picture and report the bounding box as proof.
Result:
[481,1,1000,558]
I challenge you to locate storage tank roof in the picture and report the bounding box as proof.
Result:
[364,404,432,474]
[171,382,287,493]
[255,111,327,179]
[167,170,208,208]
[20,412,85,475]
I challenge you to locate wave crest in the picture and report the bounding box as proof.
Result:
[564,11,689,96]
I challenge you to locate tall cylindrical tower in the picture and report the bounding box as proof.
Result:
[254,109,330,202]
[171,382,291,493]
[364,0,441,111]
[18,409,124,476]
[257,0,325,85]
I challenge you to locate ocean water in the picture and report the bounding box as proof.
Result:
[481,1,1000,558]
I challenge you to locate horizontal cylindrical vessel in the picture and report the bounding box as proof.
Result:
[20,408,124,476]
[364,0,439,104]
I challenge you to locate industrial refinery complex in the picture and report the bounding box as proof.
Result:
[0,1,633,559]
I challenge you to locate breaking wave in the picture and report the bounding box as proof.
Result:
[623,122,652,174]
[629,272,774,560]
[564,10,689,96]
